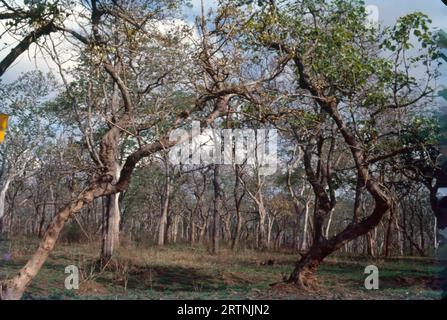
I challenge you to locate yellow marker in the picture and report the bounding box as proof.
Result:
[0,113,9,143]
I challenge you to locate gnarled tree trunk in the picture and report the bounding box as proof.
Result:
[288,192,391,288]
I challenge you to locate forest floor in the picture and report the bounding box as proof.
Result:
[0,238,445,300]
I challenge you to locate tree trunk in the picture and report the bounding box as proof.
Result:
[0,185,100,300]
[189,210,196,245]
[232,210,242,250]
[212,164,223,254]
[418,214,425,253]
[366,230,376,257]
[288,245,327,288]
[300,201,310,251]
[231,164,244,250]
[158,172,171,246]
[288,200,390,288]
[37,203,47,238]
[100,165,121,262]
[101,192,120,262]
[395,211,404,256]
[325,209,334,239]
[199,224,206,244]
[0,178,12,235]
[258,202,267,250]
[267,214,274,249]
[170,214,179,243]
[434,217,438,250]
[223,214,232,243]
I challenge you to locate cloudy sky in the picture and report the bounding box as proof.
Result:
[366,0,447,111]
[367,0,447,29]
[2,0,447,83]
[367,0,447,77]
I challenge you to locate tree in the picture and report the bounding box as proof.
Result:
[235,0,439,287]
[0,0,441,300]
[0,0,96,77]
[0,0,283,298]
[0,0,199,299]
[0,71,57,235]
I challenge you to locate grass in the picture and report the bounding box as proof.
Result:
[0,238,445,300]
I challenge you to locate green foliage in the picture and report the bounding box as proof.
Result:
[398,116,440,178]
[403,116,440,146]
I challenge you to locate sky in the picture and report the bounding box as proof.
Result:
[185,0,447,115]
[366,0,447,92]
[1,0,447,83]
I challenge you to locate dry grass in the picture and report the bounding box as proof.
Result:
[1,238,444,300]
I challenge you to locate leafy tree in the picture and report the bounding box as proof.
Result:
[230,0,439,287]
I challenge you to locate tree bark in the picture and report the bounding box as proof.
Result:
[0,178,12,235]
[231,165,244,250]
[288,199,390,287]
[0,184,102,300]
[37,203,47,238]
[100,165,121,262]
[434,217,438,250]
[384,211,393,257]
[101,192,120,262]
[158,167,171,246]
[325,209,334,239]
[288,245,327,288]
[267,214,275,249]
[0,22,56,77]
[189,209,196,245]
[300,201,310,251]
[212,164,223,254]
